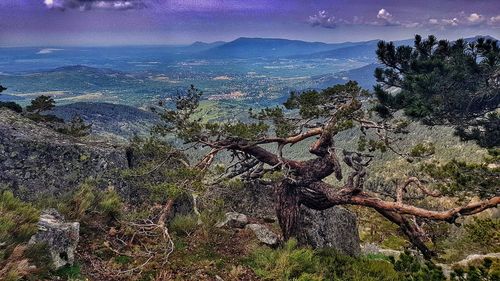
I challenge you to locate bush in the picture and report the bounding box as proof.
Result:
[247,241,451,281]
[65,181,96,220]
[247,239,322,281]
[98,188,123,218]
[170,214,199,236]
[0,101,22,113]
[451,258,500,281]
[0,191,39,250]
[410,142,436,157]
[393,251,445,281]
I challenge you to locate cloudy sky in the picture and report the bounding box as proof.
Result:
[0,0,499,46]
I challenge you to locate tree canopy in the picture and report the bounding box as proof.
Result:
[26,95,55,114]
[374,35,500,147]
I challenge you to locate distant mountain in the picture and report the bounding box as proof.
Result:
[48,102,159,139]
[464,35,498,43]
[293,39,413,61]
[312,63,380,90]
[296,36,497,61]
[198,37,341,58]
[185,41,226,53]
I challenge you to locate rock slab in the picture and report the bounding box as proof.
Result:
[246,224,279,246]
[29,209,80,269]
[215,212,249,228]
[298,206,361,256]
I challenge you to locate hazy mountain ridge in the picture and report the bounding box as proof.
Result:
[48,102,159,140]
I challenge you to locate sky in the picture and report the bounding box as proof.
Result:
[0,0,499,46]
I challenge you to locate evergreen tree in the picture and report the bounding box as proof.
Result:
[374,35,500,147]
[26,95,55,114]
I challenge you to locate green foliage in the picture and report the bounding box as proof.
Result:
[247,239,322,281]
[156,82,366,152]
[357,136,387,153]
[170,214,199,236]
[410,142,436,157]
[284,81,367,120]
[122,136,199,204]
[451,258,500,281]
[455,112,500,148]
[421,152,499,199]
[0,191,40,250]
[26,95,55,114]
[56,115,92,137]
[54,264,83,280]
[393,251,445,281]
[0,101,22,113]
[25,112,64,123]
[247,239,409,281]
[24,243,53,278]
[375,35,499,147]
[98,188,123,218]
[464,218,500,248]
[438,218,500,262]
[114,255,133,265]
[65,181,97,220]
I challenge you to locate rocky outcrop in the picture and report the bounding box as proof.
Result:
[298,206,361,256]
[28,209,79,269]
[0,108,129,201]
[246,224,280,246]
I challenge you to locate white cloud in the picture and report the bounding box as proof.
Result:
[37,48,63,54]
[375,8,400,26]
[308,10,338,29]
[489,15,500,25]
[43,0,147,11]
[466,13,486,24]
[377,9,393,21]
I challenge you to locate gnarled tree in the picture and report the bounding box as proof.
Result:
[155,36,499,260]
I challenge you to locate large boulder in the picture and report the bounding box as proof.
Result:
[215,212,249,228]
[28,209,79,269]
[298,206,361,256]
[0,108,129,201]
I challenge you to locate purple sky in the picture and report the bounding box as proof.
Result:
[1,0,499,46]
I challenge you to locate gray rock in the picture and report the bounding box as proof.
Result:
[203,180,361,255]
[246,224,279,246]
[361,243,381,255]
[215,212,248,228]
[0,108,129,201]
[29,209,80,269]
[298,206,361,256]
[361,243,404,259]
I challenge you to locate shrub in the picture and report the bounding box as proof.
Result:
[247,239,321,281]
[451,258,500,281]
[65,181,96,220]
[410,142,436,157]
[393,251,445,281]
[56,115,91,137]
[98,188,123,218]
[170,214,199,236]
[0,191,39,249]
[54,264,82,280]
[26,95,55,114]
[247,242,450,281]
[0,101,22,113]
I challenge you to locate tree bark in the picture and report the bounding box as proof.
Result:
[275,181,301,240]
